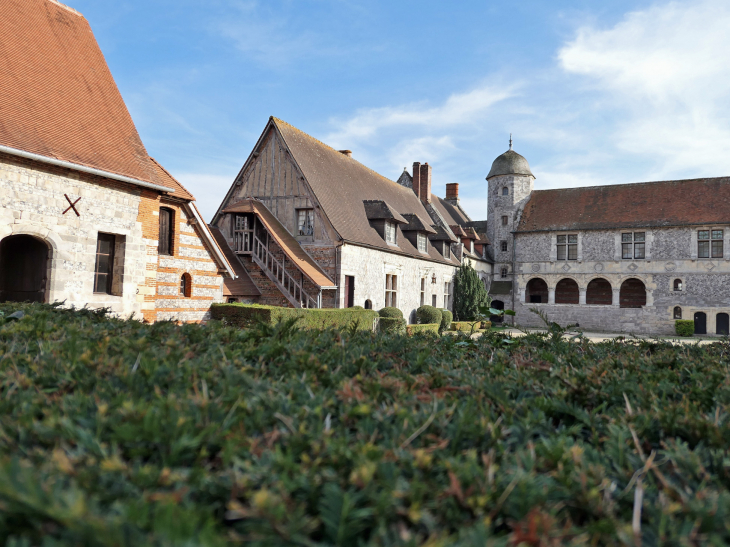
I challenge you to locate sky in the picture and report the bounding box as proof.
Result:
[71,0,730,221]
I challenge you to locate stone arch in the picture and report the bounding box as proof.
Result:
[525,277,548,304]
[586,277,612,305]
[2,225,64,304]
[0,234,51,303]
[619,278,646,308]
[555,277,579,304]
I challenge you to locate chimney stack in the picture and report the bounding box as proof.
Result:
[412,162,421,200]
[339,150,352,158]
[419,163,432,204]
[445,183,459,205]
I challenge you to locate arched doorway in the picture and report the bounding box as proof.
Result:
[694,312,706,335]
[525,278,548,304]
[0,235,49,303]
[717,313,729,335]
[555,278,579,304]
[491,299,504,323]
[619,278,646,308]
[586,278,612,305]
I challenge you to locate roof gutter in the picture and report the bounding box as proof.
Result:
[185,202,236,279]
[0,144,172,193]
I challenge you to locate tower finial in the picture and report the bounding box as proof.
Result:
[509,133,513,150]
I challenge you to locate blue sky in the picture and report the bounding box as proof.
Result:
[72,0,730,221]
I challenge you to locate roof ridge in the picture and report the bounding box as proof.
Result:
[534,176,730,193]
[46,0,83,16]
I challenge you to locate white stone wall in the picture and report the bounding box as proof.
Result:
[0,157,148,317]
[339,243,458,323]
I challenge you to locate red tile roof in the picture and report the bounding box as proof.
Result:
[149,158,195,201]
[518,177,730,232]
[0,0,172,190]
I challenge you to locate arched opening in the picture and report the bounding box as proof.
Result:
[364,299,372,310]
[717,313,729,335]
[555,278,579,304]
[694,312,707,335]
[673,306,682,319]
[525,278,548,304]
[673,279,682,291]
[180,273,192,298]
[0,235,49,303]
[619,278,646,308]
[586,278,612,305]
[491,300,504,324]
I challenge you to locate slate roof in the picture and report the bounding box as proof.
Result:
[208,226,261,297]
[431,196,471,226]
[518,177,730,232]
[0,0,173,191]
[487,149,534,179]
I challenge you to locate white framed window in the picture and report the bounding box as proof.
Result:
[470,240,474,253]
[698,229,723,258]
[297,209,314,236]
[557,234,578,260]
[621,232,645,259]
[420,277,425,306]
[417,232,427,252]
[385,274,398,307]
[385,221,397,245]
[444,282,451,309]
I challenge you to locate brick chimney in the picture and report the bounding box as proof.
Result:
[419,163,432,204]
[445,183,459,205]
[412,162,421,200]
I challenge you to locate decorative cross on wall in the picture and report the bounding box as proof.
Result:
[63,194,81,217]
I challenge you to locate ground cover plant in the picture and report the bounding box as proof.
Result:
[2,303,730,545]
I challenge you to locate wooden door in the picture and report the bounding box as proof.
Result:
[717,313,729,335]
[0,235,48,303]
[345,276,354,308]
[694,312,707,335]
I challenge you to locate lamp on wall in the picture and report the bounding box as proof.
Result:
[431,273,437,285]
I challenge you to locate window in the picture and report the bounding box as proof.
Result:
[502,187,509,196]
[417,232,427,252]
[158,207,174,256]
[674,306,682,319]
[556,234,578,260]
[227,297,237,303]
[501,267,508,278]
[443,242,451,259]
[621,232,645,259]
[470,240,474,253]
[432,294,437,306]
[501,215,508,226]
[297,209,314,236]
[364,299,372,310]
[500,241,508,252]
[385,274,397,307]
[698,229,723,258]
[385,221,397,245]
[420,277,426,306]
[180,273,192,298]
[94,233,115,294]
[673,279,683,291]
[444,282,451,309]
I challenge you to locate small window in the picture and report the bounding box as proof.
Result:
[94,233,116,294]
[443,242,451,259]
[444,282,451,309]
[698,229,723,258]
[500,241,508,252]
[501,215,508,226]
[158,207,174,256]
[673,279,682,291]
[674,306,682,319]
[417,232,427,252]
[385,274,398,307]
[180,273,192,298]
[622,232,645,260]
[297,209,314,236]
[470,240,474,253]
[385,221,397,245]
[501,267,508,278]
[502,187,509,196]
[557,234,578,260]
[364,299,372,310]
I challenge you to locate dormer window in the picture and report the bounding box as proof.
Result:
[417,232,427,252]
[470,240,474,253]
[385,221,397,245]
[443,242,451,259]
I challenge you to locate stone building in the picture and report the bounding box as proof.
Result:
[210,117,491,322]
[486,143,730,335]
[0,0,234,322]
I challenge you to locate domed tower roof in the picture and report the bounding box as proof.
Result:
[487,139,534,179]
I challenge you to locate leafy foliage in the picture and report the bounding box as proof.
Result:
[2,302,730,545]
[378,307,403,319]
[415,305,442,325]
[405,324,440,335]
[675,319,695,336]
[378,317,406,334]
[211,303,378,331]
[439,309,453,333]
[452,264,490,321]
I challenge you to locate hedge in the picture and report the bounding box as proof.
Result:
[416,305,442,325]
[451,320,483,332]
[406,323,440,335]
[378,307,403,319]
[676,319,695,336]
[378,317,406,334]
[4,303,730,544]
[211,303,378,331]
[439,309,453,332]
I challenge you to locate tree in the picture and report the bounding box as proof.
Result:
[452,263,491,321]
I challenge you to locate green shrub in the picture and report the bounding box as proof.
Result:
[416,305,442,325]
[211,303,378,331]
[406,323,440,335]
[452,263,490,320]
[378,307,403,319]
[676,319,695,336]
[378,316,406,334]
[439,309,453,332]
[451,320,482,332]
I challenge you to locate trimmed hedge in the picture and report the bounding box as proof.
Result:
[406,323,440,335]
[211,303,378,331]
[416,305,442,325]
[676,319,695,336]
[439,309,453,332]
[378,317,406,334]
[451,320,482,332]
[378,307,403,319]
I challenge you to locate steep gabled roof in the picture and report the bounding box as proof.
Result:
[518,177,730,232]
[431,196,471,226]
[0,0,172,191]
